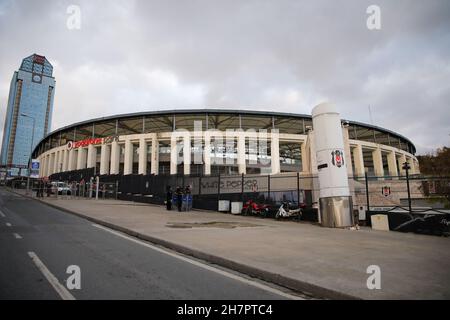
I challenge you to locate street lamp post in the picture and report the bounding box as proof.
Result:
[402,161,412,213]
[364,168,370,213]
[21,113,35,196]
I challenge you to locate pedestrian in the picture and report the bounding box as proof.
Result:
[185,185,192,211]
[46,182,52,197]
[166,186,173,211]
[176,186,183,212]
[38,179,44,197]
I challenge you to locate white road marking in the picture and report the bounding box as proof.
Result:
[27,252,76,300]
[92,223,302,300]
[0,210,5,218]
[5,222,12,227]
[13,233,22,239]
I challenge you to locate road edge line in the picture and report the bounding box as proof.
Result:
[27,251,75,300]
[5,187,359,300]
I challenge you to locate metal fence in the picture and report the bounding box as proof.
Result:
[6,169,450,232]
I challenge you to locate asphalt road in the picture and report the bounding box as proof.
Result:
[0,188,298,300]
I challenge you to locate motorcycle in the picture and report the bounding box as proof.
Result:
[242,200,271,218]
[275,201,303,220]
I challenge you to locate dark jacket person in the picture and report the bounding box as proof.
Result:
[166,186,173,210]
[176,187,183,212]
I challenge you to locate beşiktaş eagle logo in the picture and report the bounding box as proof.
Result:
[331,150,344,168]
[382,186,391,197]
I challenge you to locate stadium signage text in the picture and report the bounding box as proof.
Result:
[67,135,119,150]
[67,138,103,150]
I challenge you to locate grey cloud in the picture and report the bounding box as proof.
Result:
[0,0,449,154]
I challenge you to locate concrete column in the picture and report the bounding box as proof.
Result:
[151,136,159,175]
[110,141,120,174]
[46,155,52,176]
[123,140,133,175]
[204,133,211,175]
[86,144,96,168]
[398,153,406,176]
[54,151,59,173]
[170,135,177,175]
[301,142,308,173]
[53,151,59,173]
[49,154,54,176]
[387,150,398,177]
[138,138,147,175]
[183,135,191,175]
[45,156,49,176]
[372,147,384,177]
[407,157,417,175]
[68,149,76,171]
[58,151,63,172]
[43,156,47,176]
[237,133,246,175]
[76,148,87,170]
[40,156,46,177]
[62,149,69,172]
[352,144,365,178]
[342,127,353,177]
[100,144,110,175]
[306,131,317,174]
[270,131,280,174]
[48,153,55,176]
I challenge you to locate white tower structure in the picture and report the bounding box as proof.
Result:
[312,103,354,227]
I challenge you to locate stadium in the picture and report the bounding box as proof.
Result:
[33,109,419,178]
[30,109,420,216]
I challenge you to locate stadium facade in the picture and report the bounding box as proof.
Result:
[32,109,419,179]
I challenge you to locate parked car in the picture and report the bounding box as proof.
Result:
[51,181,71,195]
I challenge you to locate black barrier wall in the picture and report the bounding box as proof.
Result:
[45,169,450,232]
[47,170,317,219]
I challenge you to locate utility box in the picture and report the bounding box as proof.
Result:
[231,202,243,214]
[371,214,390,231]
[358,206,367,221]
[218,200,230,212]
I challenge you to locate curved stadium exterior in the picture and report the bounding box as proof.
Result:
[33,109,419,179]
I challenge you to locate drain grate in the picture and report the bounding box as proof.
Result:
[166,221,262,229]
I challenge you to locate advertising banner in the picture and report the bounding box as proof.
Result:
[30,159,40,178]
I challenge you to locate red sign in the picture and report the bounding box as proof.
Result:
[67,138,103,150]
[33,55,45,65]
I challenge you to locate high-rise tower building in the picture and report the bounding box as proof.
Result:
[0,54,55,176]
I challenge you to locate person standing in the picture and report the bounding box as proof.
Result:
[176,186,183,212]
[185,185,192,211]
[166,186,173,210]
[46,181,52,197]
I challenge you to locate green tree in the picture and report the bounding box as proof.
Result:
[417,147,450,208]
[417,147,450,176]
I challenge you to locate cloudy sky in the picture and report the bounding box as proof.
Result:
[0,0,449,154]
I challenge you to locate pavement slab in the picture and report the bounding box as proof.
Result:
[9,189,450,300]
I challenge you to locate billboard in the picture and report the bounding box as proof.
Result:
[30,159,40,178]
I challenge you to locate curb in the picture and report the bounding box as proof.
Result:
[6,188,359,300]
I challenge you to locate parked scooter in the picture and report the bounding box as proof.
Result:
[275,201,303,220]
[242,200,271,218]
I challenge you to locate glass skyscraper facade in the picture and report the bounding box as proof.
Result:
[0,54,55,176]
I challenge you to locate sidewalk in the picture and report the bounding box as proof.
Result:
[10,189,450,299]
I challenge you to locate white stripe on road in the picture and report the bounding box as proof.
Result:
[27,252,76,300]
[5,222,12,227]
[13,233,22,239]
[92,223,302,300]
[0,210,5,218]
